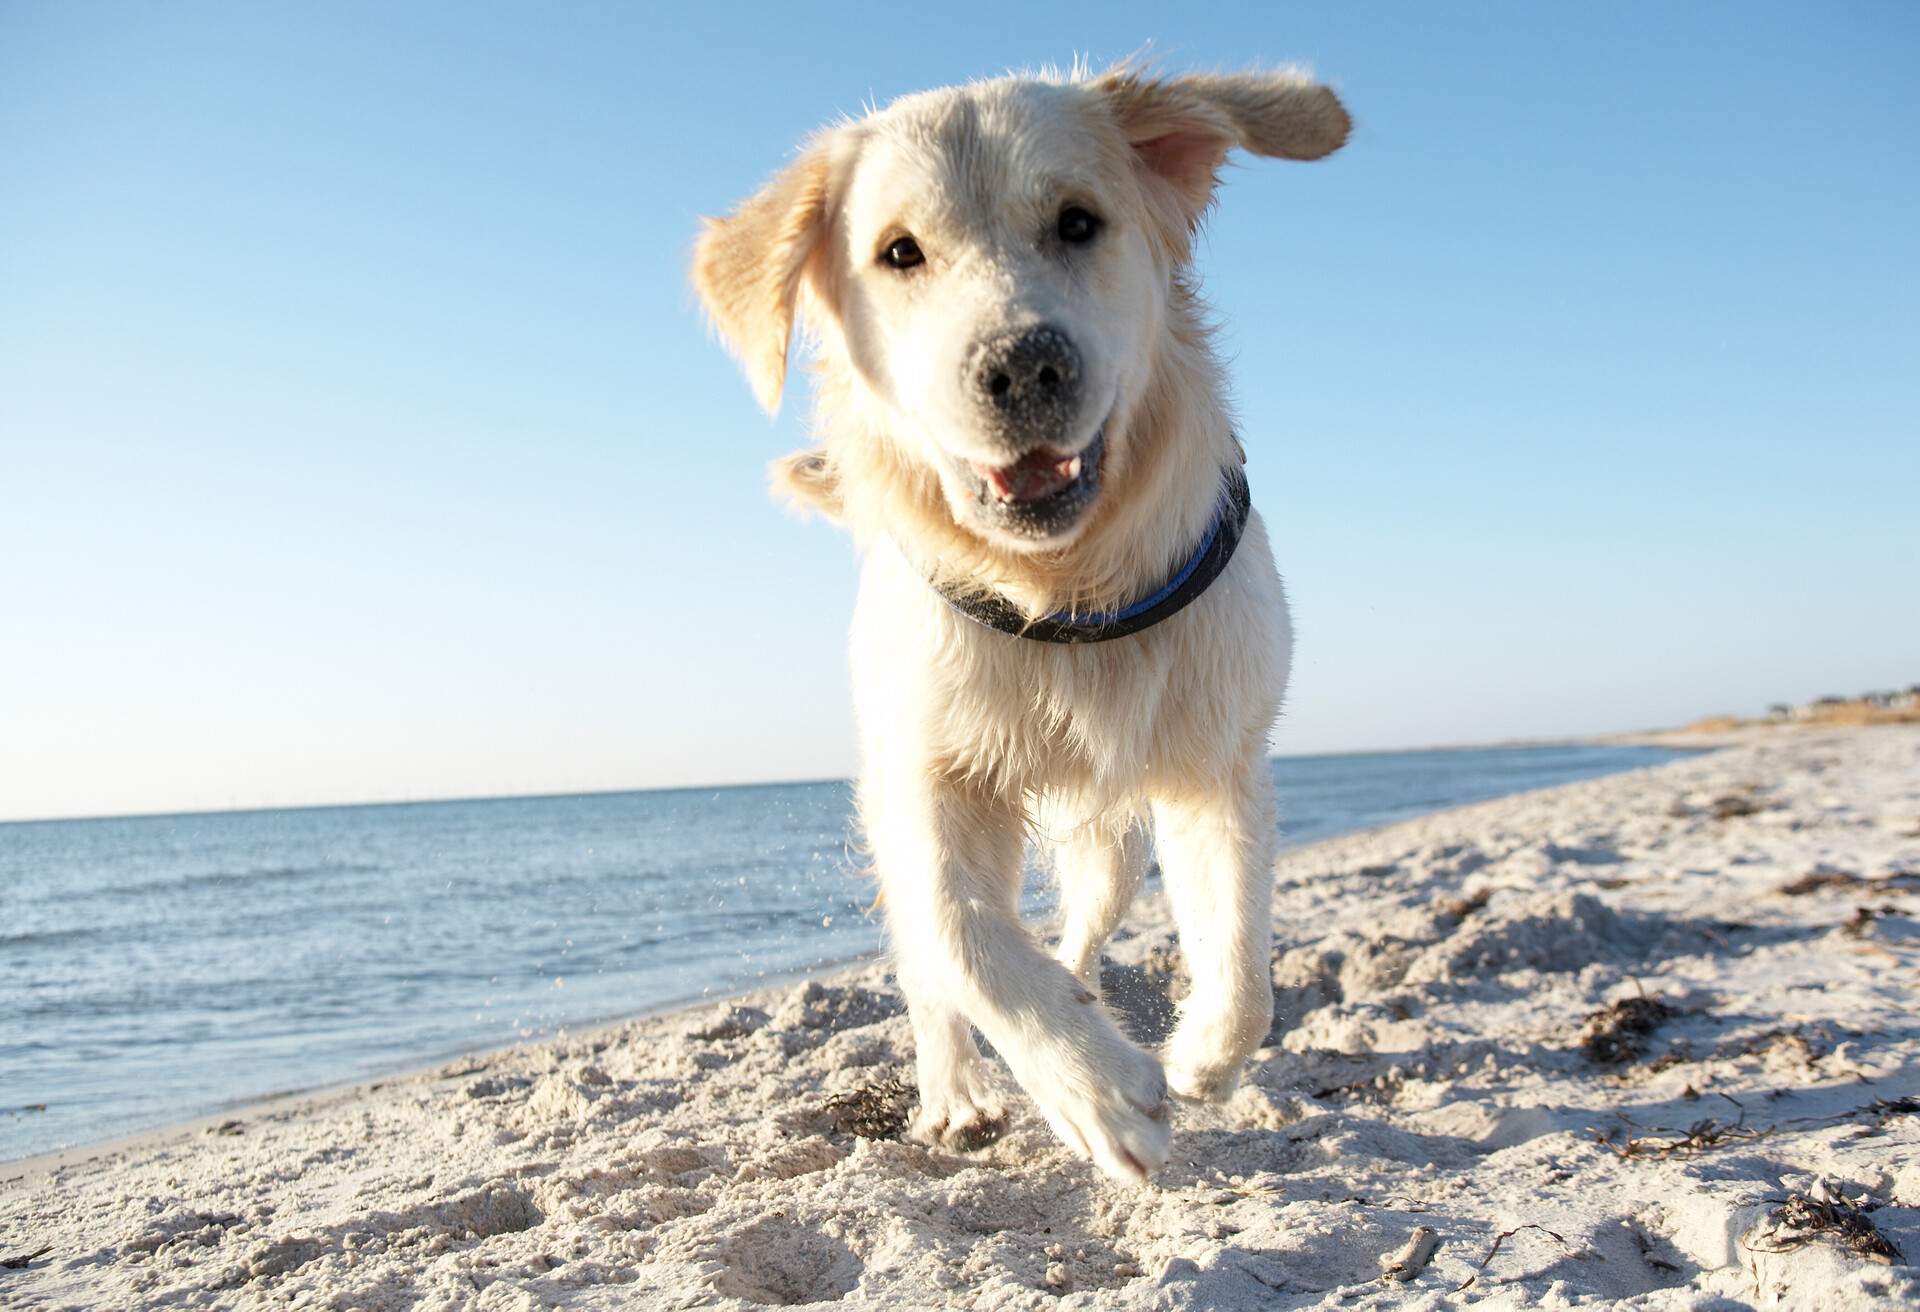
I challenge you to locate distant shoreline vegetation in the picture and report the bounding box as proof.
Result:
[1678,687,1920,735]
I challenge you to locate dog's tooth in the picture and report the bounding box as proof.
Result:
[1062,456,1081,480]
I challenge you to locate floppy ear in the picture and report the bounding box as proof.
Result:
[768,447,843,522]
[692,146,833,414]
[1092,67,1349,245]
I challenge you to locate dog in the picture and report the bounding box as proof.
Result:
[692,63,1348,1182]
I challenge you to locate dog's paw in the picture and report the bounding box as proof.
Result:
[908,1069,1006,1152]
[1028,1035,1171,1184]
[910,1100,1008,1152]
[1159,998,1267,1106]
[1164,1050,1246,1103]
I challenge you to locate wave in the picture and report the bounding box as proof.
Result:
[80,861,383,900]
[0,925,97,949]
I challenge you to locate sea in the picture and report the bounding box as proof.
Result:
[0,742,1688,1161]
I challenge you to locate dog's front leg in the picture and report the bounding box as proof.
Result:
[1151,758,1280,1101]
[868,772,1171,1182]
[894,940,1006,1152]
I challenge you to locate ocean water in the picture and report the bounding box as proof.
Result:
[0,742,1687,1161]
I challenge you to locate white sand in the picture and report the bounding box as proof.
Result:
[5,727,1917,1310]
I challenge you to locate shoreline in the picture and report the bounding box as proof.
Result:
[6,726,1916,1309]
[2,741,1720,1182]
[3,738,1691,1174]
[0,762,1607,1182]
[1,946,885,1189]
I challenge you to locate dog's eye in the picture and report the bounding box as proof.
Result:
[1056,206,1101,245]
[880,235,925,270]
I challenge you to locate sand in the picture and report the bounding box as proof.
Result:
[4,726,1917,1310]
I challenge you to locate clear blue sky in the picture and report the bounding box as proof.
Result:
[2,2,1915,820]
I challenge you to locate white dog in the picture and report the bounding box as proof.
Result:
[693,64,1348,1182]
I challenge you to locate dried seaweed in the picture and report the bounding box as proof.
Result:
[823,1073,916,1141]
[1841,904,1902,938]
[1862,1095,1920,1125]
[1452,1223,1582,1292]
[1748,1192,1904,1265]
[1779,869,1866,895]
[1779,868,1920,896]
[1,1245,52,1270]
[1645,1044,1693,1074]
[1666,1092,1920,1148]
[1593,1095,1767,1159]
[1579,994,1674,1065]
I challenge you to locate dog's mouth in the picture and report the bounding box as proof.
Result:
[958,426,1106,541]
[971,432,1101,506]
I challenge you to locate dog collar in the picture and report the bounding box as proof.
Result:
[935,466,1251,644]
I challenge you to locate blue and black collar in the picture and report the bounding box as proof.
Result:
[935,466,1251,644]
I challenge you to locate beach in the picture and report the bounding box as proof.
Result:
[0,744,1683,1165]
[4,726,1916,1309]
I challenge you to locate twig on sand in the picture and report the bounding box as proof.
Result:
[2,1245,52,1270]
[1379,1226,1440,1282]
[1452,1223,1582,1293]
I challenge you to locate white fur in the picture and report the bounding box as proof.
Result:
[693,64,1348,1182]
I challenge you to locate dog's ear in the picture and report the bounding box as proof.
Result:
[769,448,843,522]
[692,144,834,414]
[1093,67,1349,246]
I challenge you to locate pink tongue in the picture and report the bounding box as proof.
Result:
[983,449,1073,503]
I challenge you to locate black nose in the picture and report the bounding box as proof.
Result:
[969,325,1083,438]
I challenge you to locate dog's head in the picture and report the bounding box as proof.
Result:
[694,67,1348,553]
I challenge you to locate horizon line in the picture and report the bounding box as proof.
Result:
[0,730,1670,827]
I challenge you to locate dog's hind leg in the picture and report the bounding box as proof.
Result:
[867,771,1170,1182]
[1150,753,1279,1102]
[1048,812,1149,989]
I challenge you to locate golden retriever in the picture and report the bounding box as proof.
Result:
[692,63,1349,1182]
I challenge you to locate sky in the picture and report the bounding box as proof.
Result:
[1,2,1916,821]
